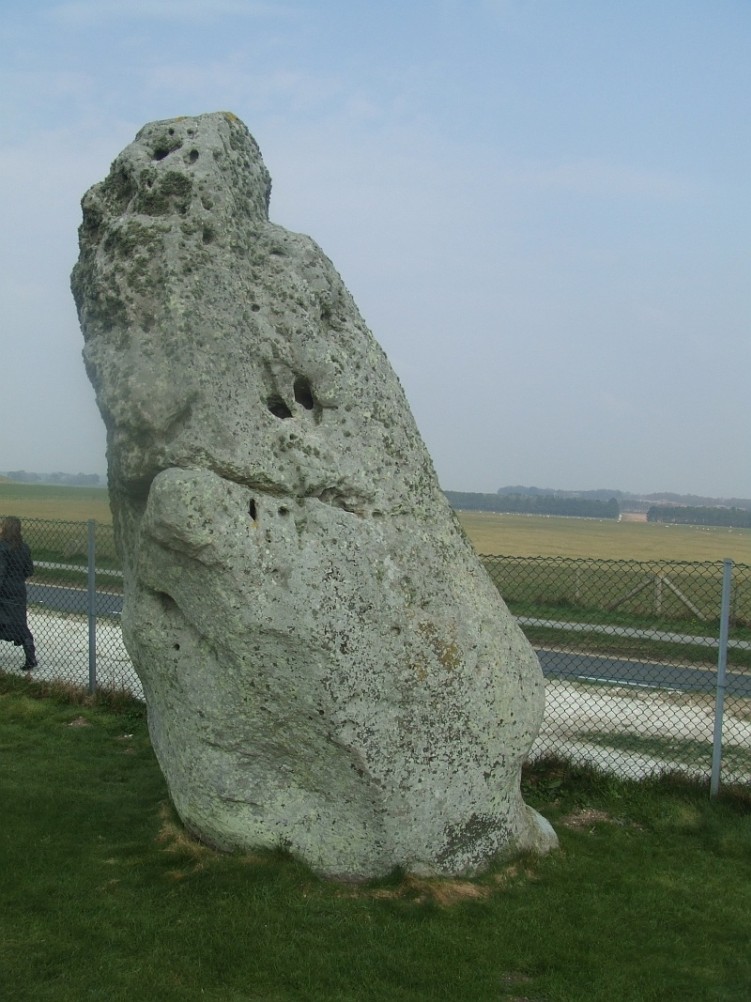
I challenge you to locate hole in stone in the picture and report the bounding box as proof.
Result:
[188,149,199,163]
[157,591,177,611]
[293,375,315,410]
[173,643,180,651]
[267,396,293,419]
[153,135,183,161]
[278,506,289,516]
[251,303,260,312]
[248,498,257,520]
[202,227,215,244]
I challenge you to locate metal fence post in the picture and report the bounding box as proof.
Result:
[87,519,97,695]
[710,559,733,798]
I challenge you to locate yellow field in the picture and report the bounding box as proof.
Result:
[2,484,749,564]
[458,511,751,564]
[0,483,112,523]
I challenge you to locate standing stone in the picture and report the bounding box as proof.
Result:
[72,112,556,878]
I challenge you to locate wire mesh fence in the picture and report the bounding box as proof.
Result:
[1,517,139,697]
[482,554,751,786]
[2,516,748,788]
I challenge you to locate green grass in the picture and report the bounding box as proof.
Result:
[508,592,751,670]
[2,676,750,1001]
[0,516,119,585]
[482,554,751,628]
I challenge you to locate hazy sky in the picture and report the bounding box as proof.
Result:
[1,1,749,497]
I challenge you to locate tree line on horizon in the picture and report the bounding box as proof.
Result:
[647,506,751,529]
[496,484,751,509]
[1,470,102,486]
[2,471,750,522]
[445,491,620,519]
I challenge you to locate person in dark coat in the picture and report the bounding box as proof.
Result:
[0,516,37,669]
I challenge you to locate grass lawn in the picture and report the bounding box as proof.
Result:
[1,674,750,1001]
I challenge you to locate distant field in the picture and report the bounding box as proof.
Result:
[2,484,750,565]
[457,510,751,564]
[0,482,112,523]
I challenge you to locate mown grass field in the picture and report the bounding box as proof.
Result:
[458,510,751,563]
[2,675,750,1002]
[0,481,111,523]
[2,482,751,564]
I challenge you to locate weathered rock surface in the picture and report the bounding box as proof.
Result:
[72,112,556,878]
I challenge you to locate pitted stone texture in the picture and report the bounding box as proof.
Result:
[72,112,556,878]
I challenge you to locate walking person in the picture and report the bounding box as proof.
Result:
[0,516,37,670]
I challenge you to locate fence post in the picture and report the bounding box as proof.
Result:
[87,519,97,695]
[710,559,733,798]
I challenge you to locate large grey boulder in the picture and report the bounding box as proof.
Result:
[72,112,556,878]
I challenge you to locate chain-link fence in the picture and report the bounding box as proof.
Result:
[0,517,139,697]
[3,517,748,788]
[482,554,751,786]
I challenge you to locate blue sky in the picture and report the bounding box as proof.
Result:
[1,0,749,497]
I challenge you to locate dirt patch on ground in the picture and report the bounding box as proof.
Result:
[67,715,92,727]
[557,807,645,832]
[367,875,492,906]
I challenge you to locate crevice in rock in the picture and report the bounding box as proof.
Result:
[267,395,293,419]
[156,590,178,612]
[293,375,315,410]
[315,487,367,516]
[153,142,182,161]
[151,127,183,162]
[120,468,157,505]
[209,467,290,498]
